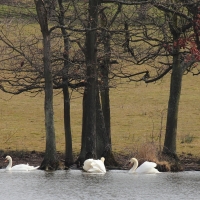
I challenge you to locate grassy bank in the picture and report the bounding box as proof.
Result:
[0,72,200,157]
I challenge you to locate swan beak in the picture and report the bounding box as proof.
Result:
[128,161,132,167]
[4,159,8,162]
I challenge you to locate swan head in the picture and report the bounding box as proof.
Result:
[5,155,11,162]
[128,158,138,167]
[101,157,105,163]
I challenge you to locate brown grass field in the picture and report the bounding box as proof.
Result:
[0,71,200,159]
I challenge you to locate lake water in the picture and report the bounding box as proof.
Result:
[0,169,200,200]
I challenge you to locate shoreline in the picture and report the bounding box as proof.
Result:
[1,150,200,171]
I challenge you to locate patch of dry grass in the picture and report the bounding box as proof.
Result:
[0,72,200,158]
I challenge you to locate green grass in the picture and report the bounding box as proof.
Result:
[0,72,200,157]
[0,4,36,19]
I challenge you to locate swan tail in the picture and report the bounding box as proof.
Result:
[28,166,40,170]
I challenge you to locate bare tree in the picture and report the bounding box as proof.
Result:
[99,0,200,160]
[159,1,200,158]
[121,0,200,159]
[34,0,59,169]
[4,0,200,167]
[0,0,84,169]
[0,0,80,168]
[77,0,100,162]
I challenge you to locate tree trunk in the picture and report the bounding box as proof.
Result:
[76,0,100,165]
[162,12,183,159]
[101,30,111,147]
[76,89,88,166]
[163,52,182,158]
[84,0,99,158]
[63,84,73,167]
[58,0,73,167]
[96,86,108,158]
[35,0,59,170]
[100,20,117,166]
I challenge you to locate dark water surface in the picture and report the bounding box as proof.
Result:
[0,169,200,200]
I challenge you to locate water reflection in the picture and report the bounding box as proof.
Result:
[0,169,200,200]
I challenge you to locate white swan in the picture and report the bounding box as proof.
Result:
[83,157,106,173]
[5,155,39,171]
[128,158,160,174]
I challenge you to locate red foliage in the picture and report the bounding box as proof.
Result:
[163,7,200,63]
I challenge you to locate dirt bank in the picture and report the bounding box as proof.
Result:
[1,151,200,171]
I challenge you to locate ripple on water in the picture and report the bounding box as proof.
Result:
[0,170,200,200]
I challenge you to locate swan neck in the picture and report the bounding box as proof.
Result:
[130,158,138,172]
[6,158,12,170]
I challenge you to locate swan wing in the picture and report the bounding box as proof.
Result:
[83,159,106,173]
[11,164,29,170]
[87,166,104,173]
[91,160,106,173]
[83,159,94,172]
[136,161,160,173]
[11,164,39,171]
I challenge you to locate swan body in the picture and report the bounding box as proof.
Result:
[83,157,106,173]
[128,158,160,174]
[5,156,39,171]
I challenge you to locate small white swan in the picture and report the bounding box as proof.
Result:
[83,157,106,173]
[128,158,160,174]
[5,155,39,171]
